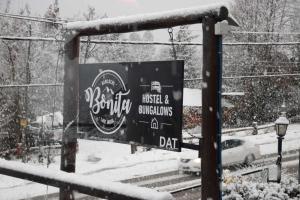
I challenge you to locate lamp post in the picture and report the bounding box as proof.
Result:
[274,111,289,183]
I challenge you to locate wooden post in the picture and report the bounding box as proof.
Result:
[60,33,80,200]
[130,143,137,154]
[25,24,32,116]
[298,149,300,184]
[201,16,223,200]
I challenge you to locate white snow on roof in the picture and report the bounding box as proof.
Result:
[65,1,234,31]
[183,88,235,108]
[183,88,202,107]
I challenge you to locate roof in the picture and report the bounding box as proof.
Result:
[183,88,235,108]
[183,88,202,107]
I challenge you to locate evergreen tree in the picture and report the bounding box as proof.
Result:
[140,31,156,61]
[224,0,297,126]
[168,26,200,87]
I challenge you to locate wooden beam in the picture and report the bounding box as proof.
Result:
[65,6,233,36]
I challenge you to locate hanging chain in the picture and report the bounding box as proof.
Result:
[168,28,177,60]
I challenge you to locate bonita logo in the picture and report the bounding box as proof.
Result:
[84,70,132,134]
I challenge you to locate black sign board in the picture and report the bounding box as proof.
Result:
[79,61,183,151]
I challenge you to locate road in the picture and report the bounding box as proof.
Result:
[75,153,300,200]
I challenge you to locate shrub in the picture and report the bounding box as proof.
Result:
[223,176,300,200]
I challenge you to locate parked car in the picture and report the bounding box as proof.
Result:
[178,136,261,173]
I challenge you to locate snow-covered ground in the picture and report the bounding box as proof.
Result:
[0,140,190,199]
[241,123,300,155]
[1,124,300,200]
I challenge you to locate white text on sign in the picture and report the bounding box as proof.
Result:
[159,136,178,149]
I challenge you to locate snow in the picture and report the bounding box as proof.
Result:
[158,179,200,193]
[35,111,63,128]
[1,124,300,199]
[238,124,300,155]
[275,116,289,125]
[223,168,300,199]
[183,88,234,107]
[65,1,234,32]
[183,88,202,107]
[0,139,194,199]
[0,159,173,200]
[222,123,274,135]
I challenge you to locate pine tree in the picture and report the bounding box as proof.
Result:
[140,31,156,61]
[224,0,297,125]
[171,26,200,87]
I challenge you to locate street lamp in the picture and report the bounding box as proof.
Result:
[274,111,289,183]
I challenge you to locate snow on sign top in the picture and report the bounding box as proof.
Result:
[64,1,236,36]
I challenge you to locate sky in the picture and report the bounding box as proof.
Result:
[2,0,223,41]
[6,0,222,18]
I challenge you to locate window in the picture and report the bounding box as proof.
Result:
[222,139,244,150]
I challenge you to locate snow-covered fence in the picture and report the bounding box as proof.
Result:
[226,167,270,184]
[0,159,173,200]
[182,123,275,142]
[222,123,275,135]
[239,167,269,177]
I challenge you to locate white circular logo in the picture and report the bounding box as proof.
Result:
[84,70,132,134]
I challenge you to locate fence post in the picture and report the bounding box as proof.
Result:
[130,143,137,154]
[298,149,300,184]
[201,16,223,200]
[252,121,258,135]
[60,33,80,200]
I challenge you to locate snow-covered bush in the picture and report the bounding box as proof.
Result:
[223,176,300,200]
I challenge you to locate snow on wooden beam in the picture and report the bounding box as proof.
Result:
[65,2,237,36]
[0,159,173,200]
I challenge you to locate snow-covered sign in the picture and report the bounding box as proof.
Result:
[79,61,183,151]
[61,3,238,199]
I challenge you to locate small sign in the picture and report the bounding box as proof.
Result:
[20,118,28,128]
[79,61,183,151]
